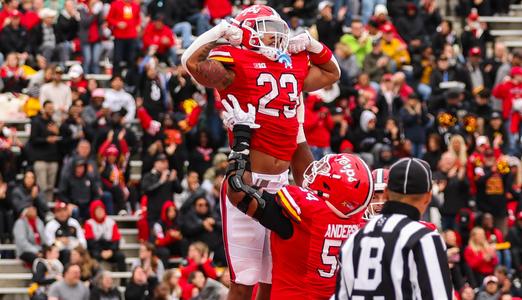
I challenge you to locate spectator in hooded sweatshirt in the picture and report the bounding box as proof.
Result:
[315,1,343,51]
[45,201,87,265]
[98,144,128,215]
[13,204,48,265]
[340,18,372,68]
[351,110,385,166]
[84,200,126,272]
[395,3,426,45]
[107,0,140,73]
[152,201,185,266]
[142,14,176,66]
[303,94,334,160]
[180,196,224,266]
[58,157,101,221]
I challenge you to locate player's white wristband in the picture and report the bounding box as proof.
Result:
[306,31,324,54]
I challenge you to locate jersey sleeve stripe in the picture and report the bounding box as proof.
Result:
[209,56,234,63]
[277,190,302,223]
[281,188,302,215]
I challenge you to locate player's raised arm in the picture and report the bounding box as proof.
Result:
[180,21,241,90]
[288,32,341,92]
[221,96,294,239]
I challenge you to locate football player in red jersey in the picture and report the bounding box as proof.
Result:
[181,4,340,299]
[220,100,373,299]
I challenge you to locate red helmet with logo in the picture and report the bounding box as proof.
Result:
[303,154,374,218]
[232,5,290,61]
[363,168,389,220]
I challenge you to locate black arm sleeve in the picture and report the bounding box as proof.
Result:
[254,192,294,240]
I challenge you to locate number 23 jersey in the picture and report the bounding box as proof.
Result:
[209,45,310,161]
[271,185,362,300]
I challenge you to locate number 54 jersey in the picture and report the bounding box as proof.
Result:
[271,185,362,300]
[209,45,310,161]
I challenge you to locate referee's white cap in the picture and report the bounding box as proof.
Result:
[388,158,432,195]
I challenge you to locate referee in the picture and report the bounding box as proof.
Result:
[334,158,452,299]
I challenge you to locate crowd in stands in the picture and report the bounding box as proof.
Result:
[0,0,521,299]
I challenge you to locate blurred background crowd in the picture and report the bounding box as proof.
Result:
[0,0,521,299]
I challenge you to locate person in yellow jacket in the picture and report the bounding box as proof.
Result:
[380,24,410,68]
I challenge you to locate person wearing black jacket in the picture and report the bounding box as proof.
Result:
[56,0,79,62]
[268,0,318,26]
[125,266,158,300]
[141,154,182,229]
[180,195,224,265]
[11,170,50,221]
[58,158,101,221]
[437,152,470,230]
[476,150,509,233]
[0,10,30,56]
[395,3,426,44]
[30,8,65,62]
[137,63,169,121]
[28,101,61,202]
[399,94,430,158]
[315,1,343,51]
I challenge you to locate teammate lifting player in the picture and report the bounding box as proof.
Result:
[221,96,374,299]
[181,4,340,300]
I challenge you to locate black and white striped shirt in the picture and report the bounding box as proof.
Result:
[334,201,452,300]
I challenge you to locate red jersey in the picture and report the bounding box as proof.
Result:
[271,185,361,300]
[209,46,309,161]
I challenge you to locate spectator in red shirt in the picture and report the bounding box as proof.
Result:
[464,227,499,281]
[78,0,103,74]
[204,0,232,21]
[179,241,217,300]
[0,0,20,31]
[492,66,522,154]
[84,200,127,272]
[304,94,334,160]
[482,213,512,270]
[152,201,186,266]
[107,0,140,73]
[20,0,41,31]
[142,14,176,65]
[0,52,28,92]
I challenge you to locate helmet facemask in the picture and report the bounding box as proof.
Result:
[242,17,290,61]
